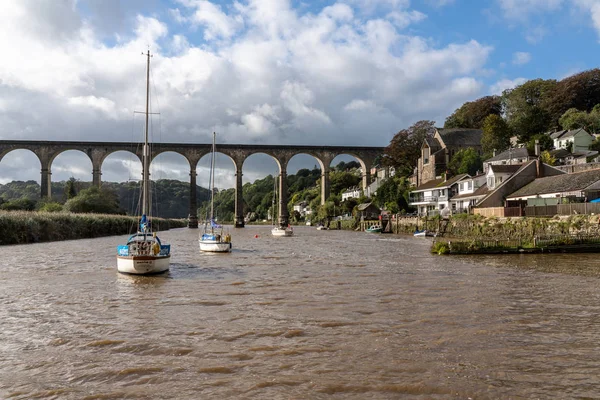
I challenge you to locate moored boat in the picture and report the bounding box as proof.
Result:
[366,225,382,233]
[199,132,232,253]
[117,50,171,274]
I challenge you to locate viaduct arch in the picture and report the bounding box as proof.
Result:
[0,140,384,228]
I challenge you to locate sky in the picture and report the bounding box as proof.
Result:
[0,0,599,189]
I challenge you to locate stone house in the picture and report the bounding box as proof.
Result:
[415,128,483,186]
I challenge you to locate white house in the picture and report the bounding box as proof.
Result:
[449,173,488,214]
[342,187,362,201]
[486,164,521,191]
[550,128,594,152]
[409,174,469,216]
[483,147,536,172]
[293,201,312,217]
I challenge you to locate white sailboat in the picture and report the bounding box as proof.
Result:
[116,50,171,275]
[199,132,232,252]
[271,174,293,237]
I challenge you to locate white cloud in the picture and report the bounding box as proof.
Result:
[489,77,527,95]
[0,0,494,183]
[512,51,532,65]
[387,10,427,29]
[184,0,242,40]
[525,26,547,44]
[573,0,600,39]
[497,0,564,20]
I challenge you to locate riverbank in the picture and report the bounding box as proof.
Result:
[0,211,188,245]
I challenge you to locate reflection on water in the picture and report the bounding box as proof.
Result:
[1,226,600,399]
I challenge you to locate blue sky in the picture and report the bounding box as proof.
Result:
[0,0,598,187]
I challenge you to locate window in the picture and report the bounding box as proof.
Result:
[468,181,472,190]
[487,177,494,188]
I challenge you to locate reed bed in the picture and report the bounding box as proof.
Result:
[0,211,188,245]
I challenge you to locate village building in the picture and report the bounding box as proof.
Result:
[506,169,600,207]
[408,173,469,216]
[483,147,536,172]
[449,173,488,214]
[549,128,594,152]
[356,202,381,220]
[293,201,312,217]
[549,148,599,166]
[341,187,362,201]
[414,128,483,186]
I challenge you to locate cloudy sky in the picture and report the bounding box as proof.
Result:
[0,0,599,188]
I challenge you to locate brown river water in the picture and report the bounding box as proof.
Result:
[1,226,600,399]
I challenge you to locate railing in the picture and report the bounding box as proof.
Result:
[409,196,438,203]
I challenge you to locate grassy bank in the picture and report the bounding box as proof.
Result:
[0,211,188,245]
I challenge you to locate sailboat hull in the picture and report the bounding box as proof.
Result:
[199,240,232,252]
[271,227,293,237]
[117,255,170,275]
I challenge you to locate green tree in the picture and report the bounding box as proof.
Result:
[0,198,36,211]
[544,69,600,125]
[540,150,556,166]
[373,176,411,212]
[447,148,482,176]
[444,96,502,129]
[502,79,557,143]
[63,186,122,214]
[382,120,436,177]
[559,105,600,134]
[481,114,512,157]
[65,177,78,200]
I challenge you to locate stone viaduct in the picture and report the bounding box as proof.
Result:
[0,140,384,228]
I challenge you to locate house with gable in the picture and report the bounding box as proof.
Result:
[506,168,600,207]
[449,173,488,214]
[550,128,594,152]
[415,128,483,186]
[549,148,598,166]
[409,173,470,216]
[474,160,566,213]
[483,147,537,172]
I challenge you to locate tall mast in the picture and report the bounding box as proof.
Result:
[210,132,216,220]
[142,50,151,217]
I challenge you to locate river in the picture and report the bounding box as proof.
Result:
[1,226,599,399]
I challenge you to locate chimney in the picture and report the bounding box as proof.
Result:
[534,139,540,157]
[493,149,496,157]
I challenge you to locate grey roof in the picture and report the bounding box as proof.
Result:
[561,128,592,139]
[508,169,600,198]
[571,150,598,158]
[412,174,469,192]
[484,147,531,162]
[549,130,567,139]
[437,128,483,147]
[550,148,598,159]
[489,164,522,174]
[549,148,571,158]
[413,178,445,191]
[451,183,490,200]
[423,136,442,153]
[357,202,380,211]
